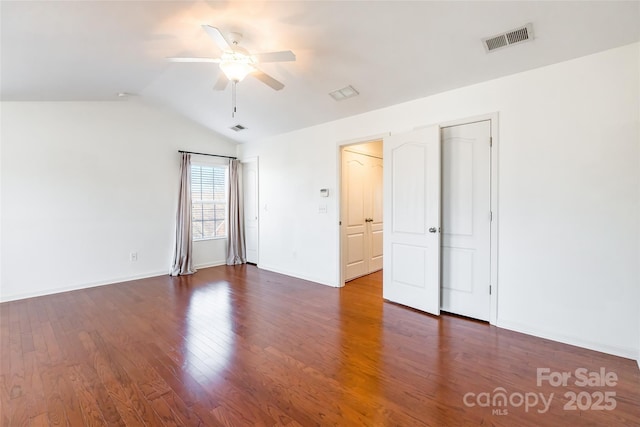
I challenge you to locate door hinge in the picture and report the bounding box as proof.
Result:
[490,211,493,221]
[489,285,492,295]
[339,221,342,226]
[489,137,493,147]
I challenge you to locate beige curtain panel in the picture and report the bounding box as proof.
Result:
[226,159,246,265]
[170,153,196,276]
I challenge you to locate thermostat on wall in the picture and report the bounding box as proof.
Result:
[320,188,329,197]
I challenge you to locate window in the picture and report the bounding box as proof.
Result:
[191,164,227,240]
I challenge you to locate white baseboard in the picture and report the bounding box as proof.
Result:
[1,261,228,303]
[194,260,227,269]
[497,319,638,361]
[0,269,169,303]
[256,263,338,288]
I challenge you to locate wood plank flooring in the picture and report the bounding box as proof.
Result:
[1,265,639,426]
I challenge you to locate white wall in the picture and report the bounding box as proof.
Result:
[241,42,640,359]
[1,100,237,302]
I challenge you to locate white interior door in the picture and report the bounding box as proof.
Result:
[342,149,384,281]
[342,151,367,280]
[441,121,491,320]
[367,157,383,272]
[242,158,259,264]
[383,126,441,315]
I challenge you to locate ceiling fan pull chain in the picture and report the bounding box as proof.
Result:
[232,81,237,118]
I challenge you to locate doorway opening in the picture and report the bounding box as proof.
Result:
[340,140,384,286]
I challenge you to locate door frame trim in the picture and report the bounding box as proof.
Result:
[439,113,499,325]
[336,133,389,288]
[241,156,260,265]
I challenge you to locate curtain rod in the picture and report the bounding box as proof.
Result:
[178,150,237,160]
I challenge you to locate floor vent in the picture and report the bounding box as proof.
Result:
[230,124,246,132]
[483,23,533,53]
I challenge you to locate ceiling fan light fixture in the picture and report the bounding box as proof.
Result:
[170,25,292,92]
[220,61,254,82]
[219,51,255,82]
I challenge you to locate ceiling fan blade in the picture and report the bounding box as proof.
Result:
[166,57,221,63]
[202,25,231,51]
[253,50,296,63]
[213,73,229,91]
[251,69,285,91]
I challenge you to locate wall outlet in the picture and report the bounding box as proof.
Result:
[130,252,138,262]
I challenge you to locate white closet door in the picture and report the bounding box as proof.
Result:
[383,126,441,315]
[441,121,491,320]
[342,150,384,281]
[367,157,384,272]
[342,151,367,280]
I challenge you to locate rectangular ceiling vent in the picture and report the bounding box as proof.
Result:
[483,23,534,53]
[230,124,246,132]
[329,85,359,101]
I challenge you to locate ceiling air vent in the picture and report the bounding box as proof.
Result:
[329,85,359,101]
[483,23,534,53]
[230,124,246,132]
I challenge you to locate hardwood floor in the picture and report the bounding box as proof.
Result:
[1,265,639,426]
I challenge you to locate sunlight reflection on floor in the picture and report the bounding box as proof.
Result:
[184,281,234,382]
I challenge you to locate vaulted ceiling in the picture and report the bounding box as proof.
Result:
[2,1,639,143]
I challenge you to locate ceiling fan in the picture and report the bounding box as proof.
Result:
[168,25,296,117]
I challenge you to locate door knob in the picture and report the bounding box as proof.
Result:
[429,227,438,233]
